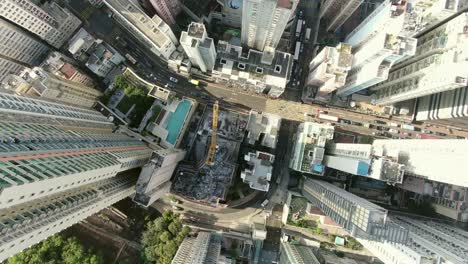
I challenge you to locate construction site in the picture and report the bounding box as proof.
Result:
[172,103,249,207]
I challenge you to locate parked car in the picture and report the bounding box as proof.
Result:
[351,121,363,126]
[169,76,178,83]
[389,128,399,133]
[436,132,447,137]
[422,129,433,134]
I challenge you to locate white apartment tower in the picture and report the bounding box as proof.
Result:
[306,43,353,96]
[0,0,81,49]
[148,0,181,26]
[180,23,216,73]
[319,0,364,32]
[336,1,417,97]
[104,0,178,60]
[241,0,299,51]
[0,91,153,261]
[172,232,223,264]
[2,67,102,109]
[372,12,468,105]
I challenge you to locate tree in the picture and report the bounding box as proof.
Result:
[141,211,191,264]
[7,235,104,264]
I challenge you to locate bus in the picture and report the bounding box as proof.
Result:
[189,79,200,86]
[305,28,311,41]
[296,19,303,37]
[318,113,339,122]
[125,53,137,65]
[294,41,301,60]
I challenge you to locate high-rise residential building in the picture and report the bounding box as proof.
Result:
[0,0,81,49]
[303,179,409,242]
[319,0,363,32]
[371,12,468,105]
[172,232,223,264]
[148,0,181,26]
[217,0,243,28]
[372,139,468,187]
[180,23,216,73]
[0,59,26,84]
[289,122,334,175]
[241,151,275,192]
[336,1,417,97]
[2,67,102,109]
[0,18,49,66]
[213,41,293,98]
[0,91,153,261]
[306,43,353,97]
[245,110,281,149]
[133,148,186,207]
[104,0,178,60]
[241,0,299,51]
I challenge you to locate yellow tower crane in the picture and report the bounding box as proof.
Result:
[205,101,219,166]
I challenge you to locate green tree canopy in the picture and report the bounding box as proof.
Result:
[141,211,190,264]
[7,235,103,264]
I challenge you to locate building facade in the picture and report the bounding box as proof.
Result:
[319,0,363,32]
[0,91,153,261]
[303,179,408,242]
[213,41,293,98]
[148,0,181,26]
[0,0,81,49]
[172,232,223,264]
[180,23,216,73]
[241,0,299,51]
[41,52,95,87]
[0,18,49,66]
[372,12,468,105]
[104,0,178,60]
[279,242,320,264]
[0,58,26,83]
[2,67,102,108]
[306,43,353,97]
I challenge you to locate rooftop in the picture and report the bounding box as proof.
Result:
[246,110,281,149]
[241,151,275,192]
[214,40,292,83]
[188,22,206,38]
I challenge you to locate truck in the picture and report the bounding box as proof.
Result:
[294,41,301,61]
[401,124,415,131]
[318,113,339,122]
[305,28,311,41]
[125,53,137,65]
[296,19,303,37]
[189,79,200,86]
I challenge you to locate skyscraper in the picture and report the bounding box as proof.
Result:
[0,18,49,66]
[241,0,299,51]
[279,242,320,264]
[2,67,102,109]
[319,0,363,32]
[371,12,468,105]
[0,0,81,49]
[104,0,178,60]
[303,179,468,264]
[148,0,181,26]
[0,91,153,261]
[180,23,216,73]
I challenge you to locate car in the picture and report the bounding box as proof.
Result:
[340,119,351,124]
[169,76,178,83]
[422,129,433,134]
[350,121,363,126]
[376,126,384,131]
[261,199,269,207]
[436,132,447,137]
[414,127,422,132]
[457,136,467,139]
[172,205,183,211]
[374,120,387,125]
[389,129,399,133]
